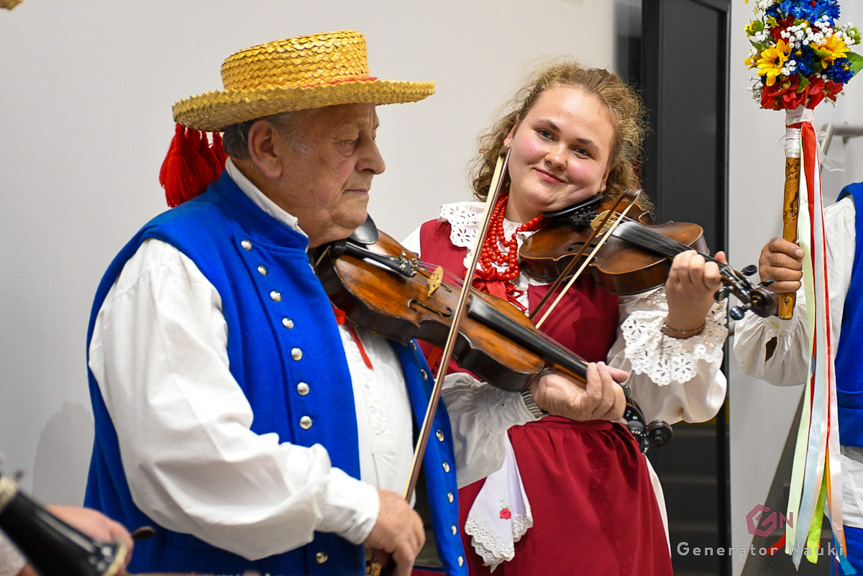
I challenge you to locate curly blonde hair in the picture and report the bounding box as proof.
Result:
[471,60,650,212]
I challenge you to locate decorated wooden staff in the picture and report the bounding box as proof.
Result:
[745,1,861,571]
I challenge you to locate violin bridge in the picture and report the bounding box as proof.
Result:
[427,266,444,297]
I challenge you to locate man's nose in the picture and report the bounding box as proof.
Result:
[360,140,386,175]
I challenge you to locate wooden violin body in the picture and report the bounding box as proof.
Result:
[313,223,670,453]
[315,230,571,392]
[521,192,777,319]
[522,219,707,295]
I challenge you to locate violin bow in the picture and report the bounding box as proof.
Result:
[532,190,642,329]
[401,146,512,505]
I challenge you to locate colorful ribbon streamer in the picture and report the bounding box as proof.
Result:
[785,111,853,573]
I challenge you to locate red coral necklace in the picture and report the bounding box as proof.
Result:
[478,192,545,281]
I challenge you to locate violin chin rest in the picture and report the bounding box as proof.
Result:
[349,214,380,246]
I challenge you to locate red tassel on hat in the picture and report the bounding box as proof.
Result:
[210,132,228,174]
[159,124,219,208]
[195,130,222,183]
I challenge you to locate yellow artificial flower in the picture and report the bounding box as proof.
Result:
[751,38,792,86]
[815,35,850,66]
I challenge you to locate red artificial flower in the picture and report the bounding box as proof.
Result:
[761,74,806,109]
[824,80,843,102]
[770,19,794,42]
[805,77,827,108]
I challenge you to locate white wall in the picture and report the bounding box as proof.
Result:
[728,2,863,575]
[0,0,618,503]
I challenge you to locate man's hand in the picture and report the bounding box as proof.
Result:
[530,362,628,422]
[758,238,804,295]
[363,490,424,576]
[18,506,134,576]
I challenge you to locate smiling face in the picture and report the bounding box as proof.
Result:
[264,103,385,247]
[503,85,615,223]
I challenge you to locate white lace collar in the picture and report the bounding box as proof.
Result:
[438,201,536,254]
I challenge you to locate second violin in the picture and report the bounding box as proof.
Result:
[520,190,777,320]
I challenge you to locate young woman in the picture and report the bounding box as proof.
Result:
[405,61,728,574]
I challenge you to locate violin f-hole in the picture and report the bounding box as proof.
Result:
[409,299,452,318]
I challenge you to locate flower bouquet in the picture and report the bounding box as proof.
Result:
[745,0,861,111]
[745,0,861,319]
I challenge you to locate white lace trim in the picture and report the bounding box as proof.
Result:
[437,201,535,309]
[439,201,488,251]
[464,514,532,571]
[621,291,728,386]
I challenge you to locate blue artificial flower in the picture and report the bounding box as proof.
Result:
[823,57,855,83]
[776,0,840,23]
[794,46,817,76]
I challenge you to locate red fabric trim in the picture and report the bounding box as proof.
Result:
[332,305,373,370]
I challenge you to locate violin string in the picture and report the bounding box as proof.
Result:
[611,221,737,285]
[415,258,592,355]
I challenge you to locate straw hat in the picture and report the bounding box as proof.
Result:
[172,30,435,132]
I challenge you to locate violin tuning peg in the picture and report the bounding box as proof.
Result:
[648,420,673,449]
[714,287,731,302]
[741,265,758,277]
[760,278,775,287]
[729,304,749,321]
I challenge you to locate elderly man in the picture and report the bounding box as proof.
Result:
[84,30,627,576]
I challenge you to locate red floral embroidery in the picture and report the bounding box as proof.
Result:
[499,507,512,520]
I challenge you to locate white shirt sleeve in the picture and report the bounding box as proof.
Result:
[0,534,24,576]
[610,290,728,424]
[403,223,538,487]
[441,374,534,488]
[88,238,378,561]
[732,196,856,386]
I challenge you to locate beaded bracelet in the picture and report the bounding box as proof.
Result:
[520,388,550,419]
[661,322,705,339]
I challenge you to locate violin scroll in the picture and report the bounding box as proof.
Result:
[714,263,777,320]
[621,385,672,453]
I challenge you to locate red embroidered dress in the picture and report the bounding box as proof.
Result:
[414,212,673,576]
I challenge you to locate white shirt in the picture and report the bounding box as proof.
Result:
[0,535,24,576]
[733,195,863,529]
[88,160,534,560]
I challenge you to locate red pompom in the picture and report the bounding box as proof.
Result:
[210,132,228,174]
[159,124,220,208]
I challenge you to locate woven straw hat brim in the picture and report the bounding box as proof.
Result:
[173,79,435,132]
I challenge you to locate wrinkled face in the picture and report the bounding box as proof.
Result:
[503,85,615,222]
[270,103,385,247]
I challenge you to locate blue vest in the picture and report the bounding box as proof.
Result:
[834,182,863,447]
[84,171,467,575]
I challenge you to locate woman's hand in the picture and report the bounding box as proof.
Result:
[530,363,628,421]
[663,250,726,336]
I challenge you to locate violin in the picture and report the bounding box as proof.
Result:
[312,219,671,453]
[520,191,777,320]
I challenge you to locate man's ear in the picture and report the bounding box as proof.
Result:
[246,120,283,179]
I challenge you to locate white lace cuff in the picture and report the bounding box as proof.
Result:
[621,291,727,386]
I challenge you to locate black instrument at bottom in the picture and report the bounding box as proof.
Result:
[0,473,127,576]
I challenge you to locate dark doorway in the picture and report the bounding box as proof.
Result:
[638,1,732,575]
